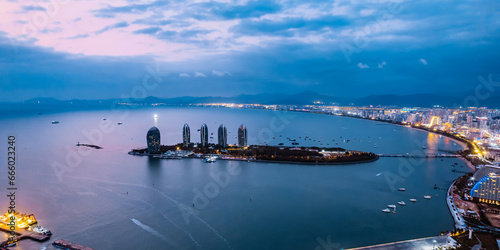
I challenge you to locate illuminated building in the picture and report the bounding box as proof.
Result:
[183,123,190,147]
[200,123,208,147]
[147,126,161,154]
[429,116,440,127]
[238,124,247,147]
[0,211,37,229]
[471,173,500,203]
[218,124,227,147]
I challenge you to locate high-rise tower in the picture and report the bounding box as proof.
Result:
[218,124,227,147]
[238,124,247,147]
[147,126,161,154]
[183,123,190,147]
[200,123,208,147]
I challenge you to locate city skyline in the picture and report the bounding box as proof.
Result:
[0,0,499,102]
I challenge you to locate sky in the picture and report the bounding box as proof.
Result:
[0,0,499,102]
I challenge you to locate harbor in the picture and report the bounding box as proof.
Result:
[0,223,50,248]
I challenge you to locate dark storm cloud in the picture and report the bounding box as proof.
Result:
[1,0,499,102]
[230,16,350,37]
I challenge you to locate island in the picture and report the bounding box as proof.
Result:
[129,143,378,165]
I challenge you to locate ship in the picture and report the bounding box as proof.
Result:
[203,156,217,163]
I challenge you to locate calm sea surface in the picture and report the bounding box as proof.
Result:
[0,107,469,249]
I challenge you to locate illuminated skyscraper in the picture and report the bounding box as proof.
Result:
[200,123,208,147]
[218,124,227,147]
[238,124,247,147]
[147,126,161,154]
[183,123,190,147]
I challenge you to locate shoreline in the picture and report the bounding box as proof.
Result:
[300,110,477,169]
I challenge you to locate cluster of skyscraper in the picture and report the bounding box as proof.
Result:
[147,123,247,153]
[182,123,247,148]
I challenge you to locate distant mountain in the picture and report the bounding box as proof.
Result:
[23,97,64,104]
[136,91,342,105]
[5,91,500,108]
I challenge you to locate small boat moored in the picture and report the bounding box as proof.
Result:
[398,201,406,206]
[424,195,431,199]
[381,208,391,213]
[398,188,406,191]
[203,156,217,163]
[387,204,396,208]
[51,121,59,124]
[33,225,52,235]
[409,198,417,202]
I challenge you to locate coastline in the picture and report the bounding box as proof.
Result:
[298,110,478,169]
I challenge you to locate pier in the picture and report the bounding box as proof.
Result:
[0,224,50,248]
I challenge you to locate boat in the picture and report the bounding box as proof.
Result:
[398,188,406,191]
[117,122,123,125]
[278,143,284,146]
[33,225,52,235]
[424,195,431,199]
[203,156,217,163]
[422,146,427,149]
[398,201,406,206]
[381,208,391,213]
[387,204,396,208]
[409,198,417,202]
[51,121,59,124]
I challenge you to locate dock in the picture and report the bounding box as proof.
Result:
[52,239,94,250]
[348,236,457,249]
[0,223,50,247]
